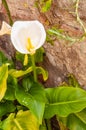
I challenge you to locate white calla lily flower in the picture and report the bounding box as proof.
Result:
[11,20,46,54]
[0,20,46,55]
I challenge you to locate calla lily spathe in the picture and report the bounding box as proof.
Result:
[0,20,46,54]
[11,21,46,54]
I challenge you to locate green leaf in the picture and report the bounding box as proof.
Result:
[36,67,48,81]
[22,77,33,92]
[35,47,45,63]
[48,28,77,43]
[9,66,33,78]
[40,125,47,130]
[15,84,45,124]
[15,51,24,64]
[4,84,15,100]
[5,75,17,100]
[0,121,2,130]
[1,110,39,130]
[44,87,86,119]
[0,64,8,101]
[22,77,46,101]
[67,114,86,130]
[41,0,52,12]
[68,74,81,88]
[28,82,46,103]
[9,66,48,81]
[0,51,8,66]
[0,51,14,68]
[75,108,86,124]
[0,101,16,117]
[58,109,86,130]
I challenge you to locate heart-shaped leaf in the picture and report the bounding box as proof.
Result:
[1,110,39,130]
[44,87,86,118]
[15,83,46,124]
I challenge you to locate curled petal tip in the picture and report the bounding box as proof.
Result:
[0,21,11,36]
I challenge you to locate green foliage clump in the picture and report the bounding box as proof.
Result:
[0,50,86,130]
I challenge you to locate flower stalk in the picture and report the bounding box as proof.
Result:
[2,0,13,26]
[31,54,37,82]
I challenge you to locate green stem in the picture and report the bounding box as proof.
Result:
[31,54,37,82]
[2,0,13,25]
[75,0,86,34]
[46,119,52,130]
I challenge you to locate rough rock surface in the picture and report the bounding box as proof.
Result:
[0,0,86,88]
